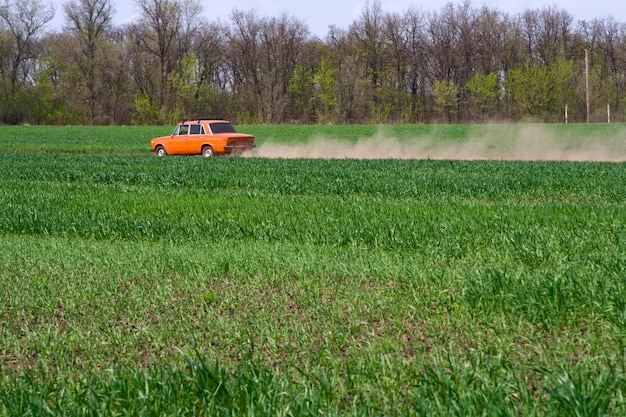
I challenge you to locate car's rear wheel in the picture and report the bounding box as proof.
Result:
[155,146,166,157]
[202,146,215,158]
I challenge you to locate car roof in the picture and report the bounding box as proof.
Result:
[180,119,229,124]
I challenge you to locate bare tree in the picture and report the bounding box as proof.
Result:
[426,3,458,83]
[226,10,308,123]
[326,24,362,122]
[494,13,525,74]
[132,0,201,114]
[260,13,308,122]
[4,0,626,124]
[64,0,114,124]
[177,0,202,53]
[192,23,226,87]
[579,16,626,119]
[136,0,180,109]
[0,0,54,88]
[521,6,575,64]
[99,27,135,124]
[0,0,54,122]
[380,8,431,122]
[226,9,262,121]
[350,0,386,89]
[402,8,430,121]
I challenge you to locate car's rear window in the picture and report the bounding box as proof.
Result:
[209,122,237,133]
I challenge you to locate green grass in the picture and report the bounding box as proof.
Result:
[1,122,625,156]
[1,125,626,415]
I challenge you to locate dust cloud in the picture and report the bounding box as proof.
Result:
[247,124,626,162]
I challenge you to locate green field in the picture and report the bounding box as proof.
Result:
[1,125,626,415]
[1,122,626,157]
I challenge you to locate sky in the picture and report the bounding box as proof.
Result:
[48,0,626,37]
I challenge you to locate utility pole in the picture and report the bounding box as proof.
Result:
[585,49,590,123]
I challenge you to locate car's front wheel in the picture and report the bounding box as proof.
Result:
[202,146,215,158]
[155,146,166,157]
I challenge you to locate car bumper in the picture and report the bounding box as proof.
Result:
[224,144,256,152]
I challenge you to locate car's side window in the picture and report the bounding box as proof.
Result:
[179,124,189,135]
[190,124,204,135]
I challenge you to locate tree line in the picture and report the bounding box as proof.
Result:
[1,0,626,125]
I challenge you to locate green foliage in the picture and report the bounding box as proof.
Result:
[433,79,460,123]
[506,59,577,122]
[164,53,202,123]
[132,96,159,125]
[235,109,260,125]
[312,59,339,123]
[546,369,618,417]
[466,72,501,121]
[288,63,316,122]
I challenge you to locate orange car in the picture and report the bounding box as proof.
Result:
[150,119,255,157]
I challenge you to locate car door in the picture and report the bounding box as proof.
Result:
[186,123,205,154]
[171,124,190,154]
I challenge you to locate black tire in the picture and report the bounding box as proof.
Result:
[155,146,167,157]
[202,146,215,158]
